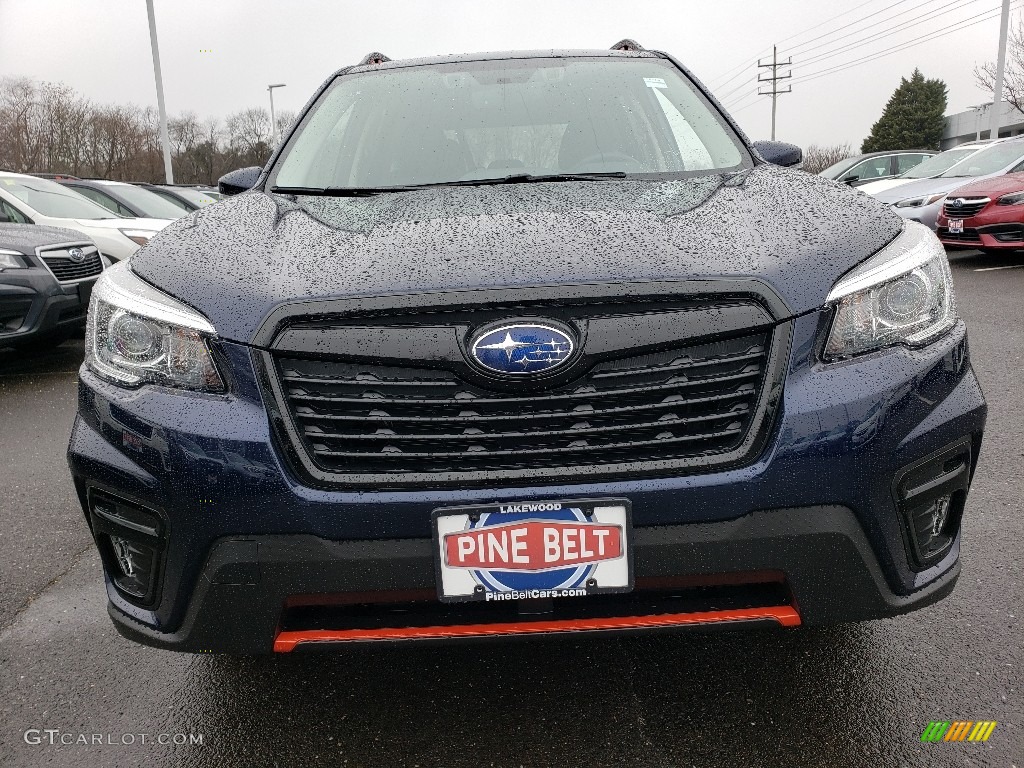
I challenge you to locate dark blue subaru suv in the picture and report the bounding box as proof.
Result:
[68,43,987,653]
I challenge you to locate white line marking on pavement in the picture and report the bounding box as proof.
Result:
[974,265,1024,272]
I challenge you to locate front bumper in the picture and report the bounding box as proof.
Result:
[937,207,1024,250]
[109,506,958,654]
[0,270,94,345]
[67,311,987,652]
[893,200,943,230]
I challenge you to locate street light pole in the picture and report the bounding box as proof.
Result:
[145,0,174,183]
[268,84,286,146]
[991,0,1011,140]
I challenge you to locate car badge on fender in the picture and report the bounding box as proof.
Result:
[469,323,575,375]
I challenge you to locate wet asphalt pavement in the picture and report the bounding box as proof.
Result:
[0,250,1021,768]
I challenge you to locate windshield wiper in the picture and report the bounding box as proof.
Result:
[270,172,627,197]
[269,185,419,197]
[435,172,628,187]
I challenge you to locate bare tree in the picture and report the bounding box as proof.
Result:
[975,17,1024,115]
[226,107,271,164]
[0,77,45,171]
[274,109,297,142]
[0,75,280,183]
[802,143,854,175]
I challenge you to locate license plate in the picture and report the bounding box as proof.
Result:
[948,218,963,234]
[432,498,633,603]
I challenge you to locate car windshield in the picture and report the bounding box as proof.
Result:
[107,185,185,219]
[818,156,863,180]
[0,176,120,219]
[901,147,979,178]
[271,57,748,190]
[940,141,1024,177]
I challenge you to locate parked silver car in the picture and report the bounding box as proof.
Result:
[819,149,934,187]
[857,140,996,196]
[871,138,1024,229]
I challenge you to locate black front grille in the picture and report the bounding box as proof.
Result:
[942,198,989,218]
[271,329,778,485]
[41,247,102,282]
[937,227,982,243]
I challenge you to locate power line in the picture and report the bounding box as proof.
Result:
[718,1,950,108]
[791,2,1020,86]
[785,0,935,56]
[714,0,1005,114]
[706,0,895,92]
[793,0,987,70]
[727,2,1019,123]
[773,0,897,47]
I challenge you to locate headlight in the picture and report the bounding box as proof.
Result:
[0,249,26,270]
[118,229,157,246]
[85,261,223,390]
[997,190,1024,205]
[824,222,957,361]
[893,193,946,209]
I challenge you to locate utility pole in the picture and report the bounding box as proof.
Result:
[991,0,1011,140]
[146,0,174,183]
[758,45,792,141]
[268,84,286,146]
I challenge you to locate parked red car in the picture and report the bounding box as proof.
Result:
[937,172,1024,253]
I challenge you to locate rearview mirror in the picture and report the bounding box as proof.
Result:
[752,140,803,168]
[218,166,263,196]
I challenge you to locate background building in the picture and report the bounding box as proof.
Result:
[942,102,1024,147]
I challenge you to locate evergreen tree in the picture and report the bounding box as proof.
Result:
[861,69,948,153]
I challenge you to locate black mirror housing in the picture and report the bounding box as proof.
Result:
[218,167,263,196]
[752,140,803,168]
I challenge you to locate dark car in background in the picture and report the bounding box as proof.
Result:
[0,223,104,348]
[68,44,985,654]
[818,149,935,186]
[56,178,185,221]
[137,184,222,213]
[937,171,1024,253]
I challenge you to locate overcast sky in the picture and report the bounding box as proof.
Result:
[0,0,1012,150]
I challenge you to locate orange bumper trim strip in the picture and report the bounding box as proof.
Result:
[273,605,801,652]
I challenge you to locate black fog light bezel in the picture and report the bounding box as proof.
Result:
[891,438,973,571]
[87,489,167,608]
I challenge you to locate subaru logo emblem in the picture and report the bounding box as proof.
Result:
[469,323,575,375]
[67,247,86,263]
[951,198,964,209]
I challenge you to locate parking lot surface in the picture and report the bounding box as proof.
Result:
[0,251,1021,768]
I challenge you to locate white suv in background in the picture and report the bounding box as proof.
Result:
[858,140,998,196]
[0,172,172,261]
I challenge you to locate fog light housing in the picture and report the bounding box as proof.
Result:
[893,439,972,570]
[88,490,165,607]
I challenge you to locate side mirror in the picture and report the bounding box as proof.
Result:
[841,174,860,184]
[218,166,263,196]
[0,209,11,223]
[752,140,803,168]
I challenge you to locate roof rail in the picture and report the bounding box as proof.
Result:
[359,52,391,65]
[29,172,81,180]
[610,39,644,52]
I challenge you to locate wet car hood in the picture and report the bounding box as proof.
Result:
[943,171,1024,198]
[132,165,902,344]
[872,175,992,204]
[0,223,91,254]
